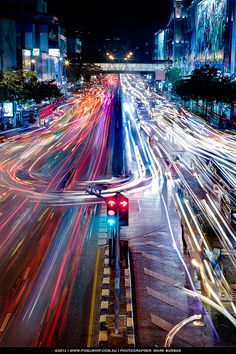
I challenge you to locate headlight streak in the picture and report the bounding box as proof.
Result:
[120,74,236,336]
[164,314,202,348]
[160,193,219,340]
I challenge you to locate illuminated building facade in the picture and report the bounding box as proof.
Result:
[0,18,17,72]
[153,30,166,60]
[67,37,82,62]
[158,0,236,75]
[0,0,67,85]
[165,0,187,65]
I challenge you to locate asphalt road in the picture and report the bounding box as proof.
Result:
[1,72,236,348]
[120,74,236,347]
[0,75,119,347]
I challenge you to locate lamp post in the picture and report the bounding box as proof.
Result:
[106,51,134,62]
[106,52,115,61]
[31,59,36,72]
[63,59,70,98]
[124,51,134,61]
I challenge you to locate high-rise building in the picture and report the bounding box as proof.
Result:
[0,0,67,85]
[157,0,236,74]
[67,37,82,62]
[0,0,48,18]
[165,0,186,65]
[0,18,17,71]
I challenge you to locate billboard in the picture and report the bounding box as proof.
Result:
[196,0,227,63]
[22,49,31,70]
[32,48,40,56]
[157,30,165,60]
[154,30,165,60]
[49,48,60,57]
[3,102,13,117]
[48,24,59,48]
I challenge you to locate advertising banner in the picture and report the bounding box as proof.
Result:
[3,102,13,117]
[48,24,59,48]
[196,0,227,63]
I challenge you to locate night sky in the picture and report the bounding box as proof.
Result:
[47,0,172,61]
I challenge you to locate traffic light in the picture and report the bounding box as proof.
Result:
[106,196,117,226]
[118,195,129,226]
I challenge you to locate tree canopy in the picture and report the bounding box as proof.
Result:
[165,66,183,85]
[0,70,62,104]
[173,64,236,105]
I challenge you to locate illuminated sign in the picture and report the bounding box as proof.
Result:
[48,48,60,57]
[22,49,31,57]
[48,25,58,47]
[32,48,40,56]
[196,0,227,63]
[157,30,165,60]
[59,34,67,41]
[3,102,14,117]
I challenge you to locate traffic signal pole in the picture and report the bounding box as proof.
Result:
[114,204,121,335]
[86,185,128,336]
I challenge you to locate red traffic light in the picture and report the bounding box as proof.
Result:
[119,200,128,208]
[108,200,116,207]
[118,195,129,226]
[106,196,117,221]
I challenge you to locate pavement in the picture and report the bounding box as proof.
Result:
[88,174,219,348]
[121,176,216,348]
[87,203,135,348]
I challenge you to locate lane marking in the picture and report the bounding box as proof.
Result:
[87,247,100,347]
[147,287,188,313]
[142,252,181,269]
[23,267,30,280]
[0,313,11,332]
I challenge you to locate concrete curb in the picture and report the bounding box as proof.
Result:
[97,248,135,348]
[98,249,110,347]
[125,252,135,347]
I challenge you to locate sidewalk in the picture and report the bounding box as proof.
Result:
[88,205,135,348]
[97,249,135,348]
[121,179,215,347]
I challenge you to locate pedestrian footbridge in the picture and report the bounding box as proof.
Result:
[94,61,169,73]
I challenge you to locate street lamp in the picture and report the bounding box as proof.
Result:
[106,52,115,61]
[124,51,134,61]
[31,59,36,71]
[63,59,70,97]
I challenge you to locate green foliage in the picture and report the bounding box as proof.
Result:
[165,67,182,85]
[173,64,236,107]
[173,79,192,102]
[66,64,81,84]
[0,70,62,104]
[79,63,103,82]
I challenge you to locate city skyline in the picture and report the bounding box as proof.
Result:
[47,0,172,60]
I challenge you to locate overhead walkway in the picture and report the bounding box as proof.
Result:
[94,61,169,72]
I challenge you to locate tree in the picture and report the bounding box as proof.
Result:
[79,63,103,82]
[0,70,62,105]
[173,79,192,102]
[24,79,62,104]
[173,64,236,121]
[65,63,81,84]
[165,67,183,86]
